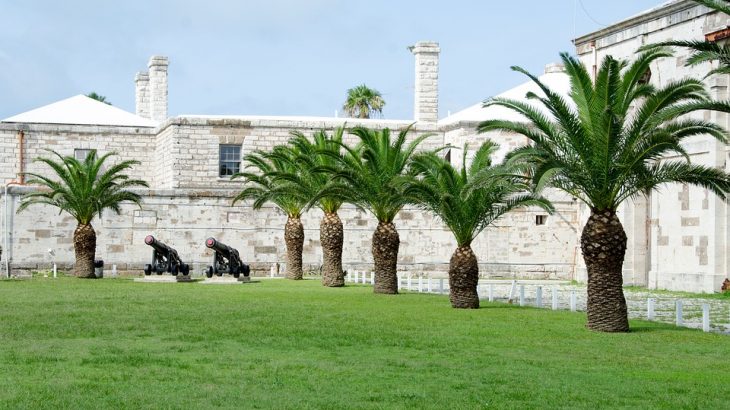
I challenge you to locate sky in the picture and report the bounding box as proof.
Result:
[0,0,664,121]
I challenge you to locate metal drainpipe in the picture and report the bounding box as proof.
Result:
[3,130,26,278]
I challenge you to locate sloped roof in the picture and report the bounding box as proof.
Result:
[440,65,571,126]
[2,95,157,127]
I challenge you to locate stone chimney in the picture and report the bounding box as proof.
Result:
[134,72,150,119]
[409,41,440,123]
[148,56,169,122]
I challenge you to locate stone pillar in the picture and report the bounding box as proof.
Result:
[409,41,440,123]
[148,56,169,122]
[134,72,150,119]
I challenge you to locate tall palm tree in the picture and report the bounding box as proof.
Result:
[86,92,112,105]
[280,127,349,287]
[343,84,385,119]
[18,150,147,278]
[640,0,730,77]
[406,142,553,308]
[232,146,308,280]
[478,50,730,332]
[323,126,431,294]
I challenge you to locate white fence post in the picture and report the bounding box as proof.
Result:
[551,287,558,310]
[676,300,683,327]
[536,286,543,308]
[570,289,577,312]
[418,276,423,293]
[439,278,444,294]
[427,276,432,293]
[370,272,374,285]
[702,303,710,332]
[270,264,277,278]
[488,284,494,302]
[519,285,525,307]
[647,298,655,321]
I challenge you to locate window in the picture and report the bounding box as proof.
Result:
[444,149,451,164]
[535,215,547,226]
[74,149,93,161]
[219,145,241,177]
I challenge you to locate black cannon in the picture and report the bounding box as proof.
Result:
[205,237,250,278]
[143,235,190,276]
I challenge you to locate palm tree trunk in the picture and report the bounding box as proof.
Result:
[581,209,629,332]
[284,216,304,280]
[372,221,399,294]
[449,245,479,308]
[320,212,344,287]
[73,223,96,278]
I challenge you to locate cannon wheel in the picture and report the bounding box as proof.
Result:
[242,264,251,277]
[233,268,240,279]
[181,264,190,276]
[216,270,223,277]
[206,266,214,278]
[171,265,179,276]
[144,264,152,276]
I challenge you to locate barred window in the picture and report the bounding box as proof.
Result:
[74,149,93,161]
[219,145,241,177]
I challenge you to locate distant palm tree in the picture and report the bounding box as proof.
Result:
[233,146,308,280]
[406,141,552,308]
[640,0,730,77]
[325,126,431,294]
[280,128,349,287]
[478,50,730,332]
[86,92,112,105]
[18,150,147,278]
[343,85,385,119]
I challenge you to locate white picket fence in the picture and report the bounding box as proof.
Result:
[344,270,729,334]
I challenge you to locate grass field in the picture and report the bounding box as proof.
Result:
[0,278,727,409]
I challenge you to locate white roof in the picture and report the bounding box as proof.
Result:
[440,67,571,126]
[2,95,157,127]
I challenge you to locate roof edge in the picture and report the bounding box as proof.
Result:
[573,0,700,46]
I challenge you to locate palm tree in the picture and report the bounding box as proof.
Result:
[86,92,112,105]
[406,142,553,308]
[18,150,148,278]
[324,126,431,294]
[478,50,730,332]
[640,0,730,77]
[280,128,348,287]
[232,146,308,280]
[343,85,385,119]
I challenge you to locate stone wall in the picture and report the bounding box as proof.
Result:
[0,186,578,280]
[156,116,443,190]
[0,123,156,186]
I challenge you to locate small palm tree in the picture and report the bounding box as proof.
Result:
[406,142,553,308]
[232,146,308,280]
[478,50,730,332]
[343,84,385,119]
[640,0,730,77]
[18,150,148,278]
[280,128,348,287]
[324,126,431,294]
[86,92,112,105]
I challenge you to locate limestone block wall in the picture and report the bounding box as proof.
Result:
[1,187,577,279]
[409,41,440,123]
[0,123,156,186]
[155,116,443,190]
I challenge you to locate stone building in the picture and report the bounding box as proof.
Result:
[0,0,728,292]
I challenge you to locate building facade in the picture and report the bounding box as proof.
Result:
[1,1,728,292]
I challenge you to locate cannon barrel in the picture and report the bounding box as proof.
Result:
[205,237,236,256]
[144,235,174,254]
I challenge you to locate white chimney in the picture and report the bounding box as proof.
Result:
[409,41,440,123]
[134,72,150,119]
[148,56,169,122]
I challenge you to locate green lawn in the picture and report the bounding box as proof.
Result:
[0,278,727,409]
